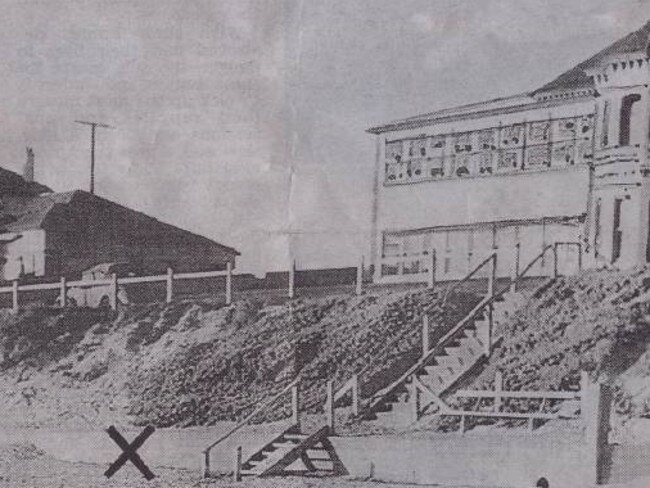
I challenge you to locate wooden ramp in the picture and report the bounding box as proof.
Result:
[239,425,348,478]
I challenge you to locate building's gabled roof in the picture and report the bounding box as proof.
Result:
[1,191,76,232]
[0,166,52,196]
[0,189,240,256]
[368,20,650,135]
[534,20,650,94]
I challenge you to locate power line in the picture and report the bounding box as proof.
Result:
[74,120,115,194]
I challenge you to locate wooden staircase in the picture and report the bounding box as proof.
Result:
[238,424,347,478]
[364,292,499,425]
[359,243,582,426]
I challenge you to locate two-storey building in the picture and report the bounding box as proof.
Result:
[368,21,650,283]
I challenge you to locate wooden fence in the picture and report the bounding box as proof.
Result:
[0,256,371,313]
[447,371,585,432]
[0,264,233,313]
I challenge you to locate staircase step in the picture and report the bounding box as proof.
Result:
[272,442,300,450]
[284,434,309,441]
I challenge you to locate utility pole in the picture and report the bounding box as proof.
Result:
[74,120,114,194]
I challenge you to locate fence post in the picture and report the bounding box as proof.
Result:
[233,446,242,482]
[494,371,503,412]
[166,267,174,303]
[202,450,211,478]
[110,273,118,310]
[356,255,364,296]
[351,374,359,416]
[326,380,335,435]
[427,249,436,289]
[580,371,590,415]
[409,379,420,422]
[226,262,233,305]
[582,375,612,485]
[553,243,559,278]
[292,383,300,430]
[578,243,583,272]
[12,280,19,314]
[59,276,67,308]
[288,260,295,299]
[510,243,520,293]
[488,253,496,298]
[422,315,430,358]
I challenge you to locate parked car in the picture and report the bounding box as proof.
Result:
[66,262,138,308]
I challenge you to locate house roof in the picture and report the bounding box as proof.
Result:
[0,189,240,256]
[0,166,52,196]
[1,191,75,232]
[534,20,650,94]
[368,20,650,134]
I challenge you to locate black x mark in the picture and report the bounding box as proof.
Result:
[104,425,156,480]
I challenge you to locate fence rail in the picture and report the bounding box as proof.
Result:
[0,265,233,313]
[445,371,584,433]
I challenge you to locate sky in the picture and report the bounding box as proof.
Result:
[0,0,649,274]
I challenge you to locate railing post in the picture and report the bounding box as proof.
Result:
[488,253,496,298]
[166,267,174,303]
[110,273,118,310]
[233,446,242,482]
[409,379,420,422]
[202,450,211,478]
[226,262,233,305]
[578,242,583,272]
[292,384,300,430]
[12,280,19,314]
[351,374,359,416]
[582,375,612,485]
[422,315,430,358]
[494,371,503,412]
[288,260,295,299]
[356,255,364,296]
[510,243,520,293]
[553,243,559,278]
[427,249,436,289]
[326,380,335,434]
[580,371,590,422]
[59,276,67,308]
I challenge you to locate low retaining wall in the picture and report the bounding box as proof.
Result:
[331,430,591,487]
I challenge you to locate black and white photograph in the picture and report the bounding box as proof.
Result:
[0,1,649,486]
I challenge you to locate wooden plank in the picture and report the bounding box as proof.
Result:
[67,278,114,287]
[118,274,167,285]
[241,427,295,471]
[260,426,330,477]
[320,436,349,476]
[455,390,580,400]
[445,409,564,420]
[175,270,228,280]
[412,375,451,413]
[17,282,62,292]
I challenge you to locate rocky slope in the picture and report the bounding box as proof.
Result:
[0,286,479,428]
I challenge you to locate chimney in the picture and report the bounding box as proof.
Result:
[24,147,34,182]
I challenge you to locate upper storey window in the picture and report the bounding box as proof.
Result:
[619,93,642,146]
[383,114,595,185]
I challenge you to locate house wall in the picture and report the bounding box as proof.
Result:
[372,98,596,281]
[0,229,46,280]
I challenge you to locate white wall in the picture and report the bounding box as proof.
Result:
[1,230,46,280]
[377,166,589,232]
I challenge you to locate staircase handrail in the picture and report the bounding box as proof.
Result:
[365,241,581,412]
[203,377,300,454]
[442,253,497,306]
[333,374,357,404]
[516,244,554,281]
